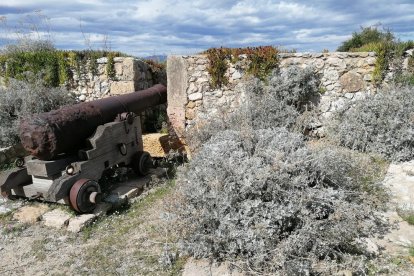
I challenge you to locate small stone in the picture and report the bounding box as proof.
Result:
[197,77,209,83]
[0,206,11,215]
[78,95,87,101]
[363,74,372,81]
[196,59,207,65]
[324,69,339,82]
[232,71,242,80]
[186,109,196,120]
[186,101,196,109]
[313,59,325,69]
[188,92,203,101]
[110,81,135,95]
[326,57,346,69]
[191,71,202,78]
[326,84,335,91]
[344,93,354,99]
[42,209,71,229]
[318,97,331,113]
[366,57,376,66]
[330,98,347,112]
[13,205,50,224]
[67,214,96,233]
[97,57,108,64]
[353,92,366,101]
[187,82,198,94]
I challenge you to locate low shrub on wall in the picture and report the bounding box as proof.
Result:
[0,48,127,87]
[338,26,414,85]
[204,46,279,88]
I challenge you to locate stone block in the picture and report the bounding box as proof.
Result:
[110,81,136,95]
[186,108,196,120]
[42,209,71,228]
[324,69,339,81]
[232,71,242,80]
[188,92,203,101]
[13,204,50,224]
[363,74,372,81]
[326,57,346,69]
[67,214,96,233]
[186,101,196,109]
[167,56,188,139]
[120,58,136,81]
[114,62,123,76]
[340,72,364,93]
[97,57,108,64]
[365,57,376,66]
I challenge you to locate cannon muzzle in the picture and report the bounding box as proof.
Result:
[20,84,167,160]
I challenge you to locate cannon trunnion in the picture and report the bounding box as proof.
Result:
[0,84,167,213]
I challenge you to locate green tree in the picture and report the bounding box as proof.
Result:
[337,26,394,52]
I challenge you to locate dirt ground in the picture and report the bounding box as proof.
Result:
[0,180,184,276]
[142,133,186,158]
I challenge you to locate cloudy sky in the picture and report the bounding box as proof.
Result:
[0,0,413,57]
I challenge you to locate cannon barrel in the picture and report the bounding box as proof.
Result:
[20,84,167,160]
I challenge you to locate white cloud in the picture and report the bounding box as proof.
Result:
[0,0,413,56]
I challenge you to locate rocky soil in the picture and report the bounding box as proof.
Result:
[0,177,184,276]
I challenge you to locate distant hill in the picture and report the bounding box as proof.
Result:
[143,55,167,62]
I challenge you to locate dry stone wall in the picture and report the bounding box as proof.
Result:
[167,52,378,139]
[69,57,156,102]
[0,58,166,166]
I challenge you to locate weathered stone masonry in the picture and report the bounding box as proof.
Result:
[0,57,165,165]
[70,57,157,102]
[167,52,380,139]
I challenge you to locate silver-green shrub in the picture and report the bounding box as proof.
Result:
[174,128,387,275]
[167,67,389,274]
[187,66,320,151]
[327,86,414,162]
[0,78,76,147]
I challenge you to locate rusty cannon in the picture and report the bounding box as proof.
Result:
[0,84,167,213]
